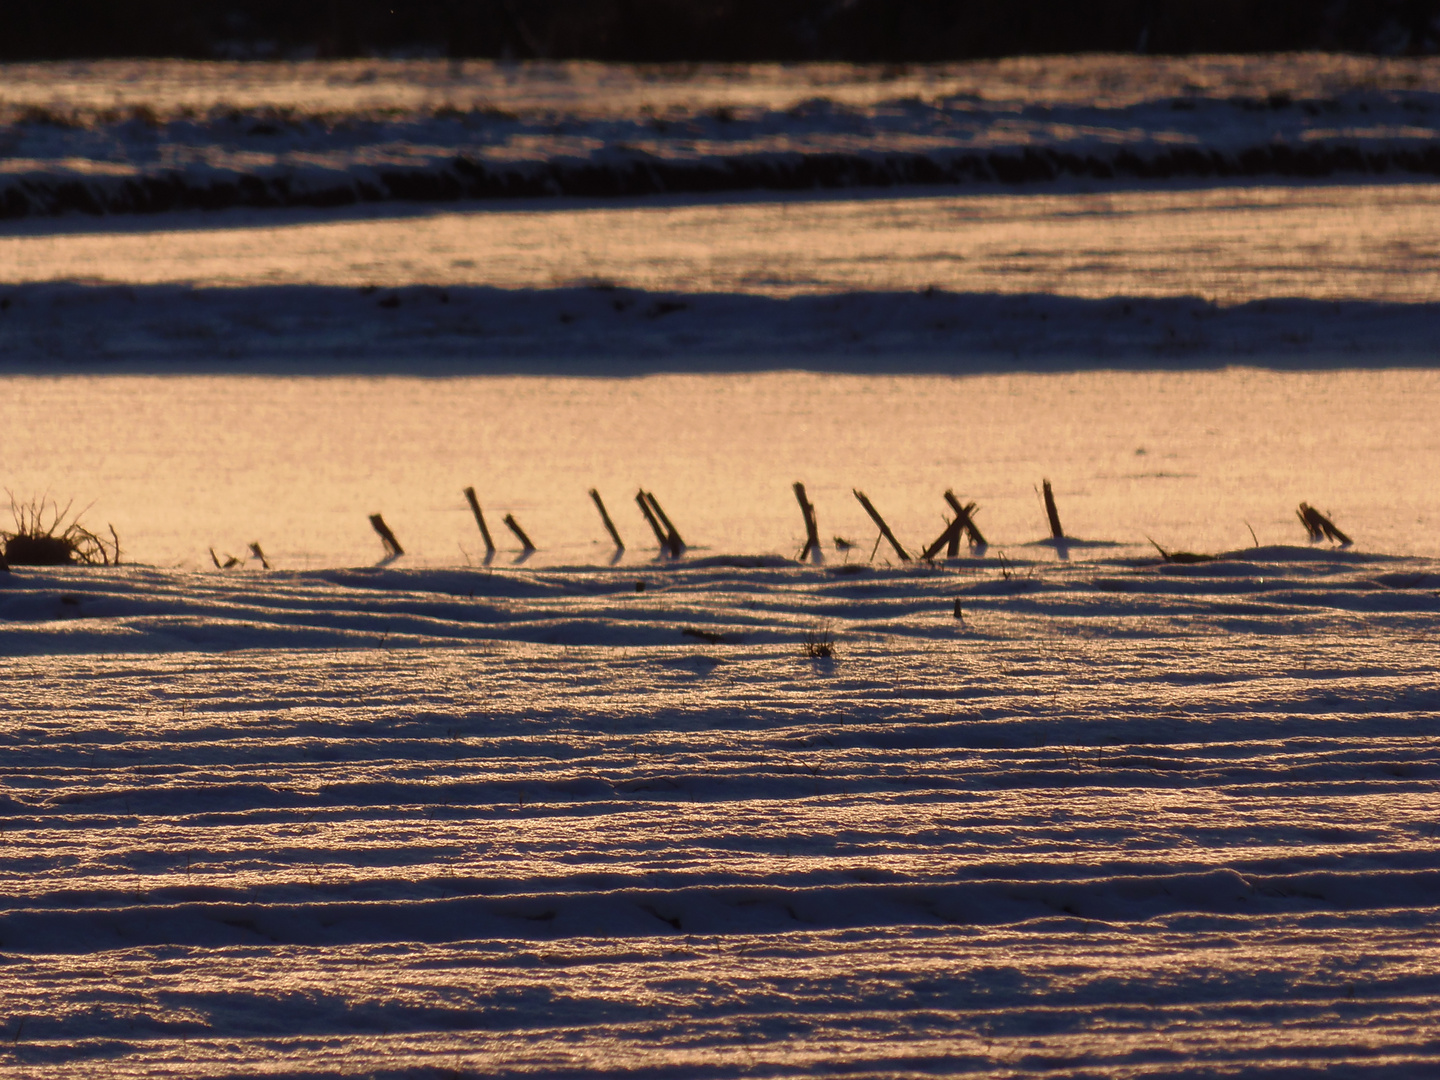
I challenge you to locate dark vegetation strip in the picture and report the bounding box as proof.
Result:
[11,143,1440,219]
[5,0,1440,61]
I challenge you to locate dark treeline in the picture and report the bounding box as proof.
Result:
[6,1,1440,62]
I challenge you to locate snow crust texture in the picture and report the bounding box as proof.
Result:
[3,549,1439,1075]
[8,55,1440,217]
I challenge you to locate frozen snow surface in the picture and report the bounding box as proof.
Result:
[3,549,1440,1076]
[5,55,1440,1078]
[7,54,1440,216]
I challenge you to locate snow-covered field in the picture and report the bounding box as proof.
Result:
[4,550,1440,1075]
[4,55,1440,1078]
[0,367,1437,571]
[7,54,1440,216]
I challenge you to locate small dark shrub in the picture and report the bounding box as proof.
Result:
[2,497,119,566]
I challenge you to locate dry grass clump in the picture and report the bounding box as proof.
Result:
[802,622,836,659]
[2,497,120,566]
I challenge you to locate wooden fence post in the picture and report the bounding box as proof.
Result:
[1042,480,1064,541]
[463,487,496,554]
[852,490,909,562]
[369,514,403,558]
[1297,503,1352,546]
[590,489,624,550]
[944,491,987,549]
[636,490,670,552]
[793,482,821,561]
[503,514,536,552]
[645,492,684,557]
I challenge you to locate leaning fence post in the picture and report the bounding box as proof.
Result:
[944,491,987,549]
[644,491,684,558]
[370,514,403,558]
[852,489,909,562]
[793,482,821,562]
[636,489,669,552]
[1041,479,1070,559]
[1042,480,1064,541]
[590,489,624,550]
[463,487,496,555]
[503,514,536,553]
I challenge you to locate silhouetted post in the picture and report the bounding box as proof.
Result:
[463,487,496,555]
[370,514,403,558]
[1297,503,1352,546]
[503,514,536,552]
[636,490,669,552]
[944,491,987,549]
[794,482,821,562]
[922,518,963,561]
[644,492,684,557]
[1042,480,1064,541]
[853,489,909,562]
[590,489,623,550]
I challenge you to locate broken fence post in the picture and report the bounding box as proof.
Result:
[852,489,909,562]
[1042,479,1065,541]
[636,489,669,552]
[644,491,684,558]
[590,489,624,550]
[921,517,964,561]
[793,482,821,562]
[944,491,987,549]
[922,492,988,560]
[369,514,404,558]
[1297,503,1352,546]
[503,514,536,552]
[463,486,496,554]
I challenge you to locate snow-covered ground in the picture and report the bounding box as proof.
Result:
[6,55,1440,216]
[3,550,1439,1074]
[7,183,1440,304]
[4,56,1440,1078]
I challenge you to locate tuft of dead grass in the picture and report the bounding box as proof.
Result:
[2,496,120,566]
[802,622,835,659]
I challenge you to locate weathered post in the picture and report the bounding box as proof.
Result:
[1042,480,1064,541]
[852,490,909,562]
[636,490,670,552]
[645,492,684,558]
[1041,479,1069,559]
[921,517,963,561]
[503,514,536,553]
[944,491,987,548]
[369,514,404,558]
[463,486,496,555]
[1297,503,1352,546]
[793,482,821,562]
[922,492,986,560]
[590,489,624,550]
